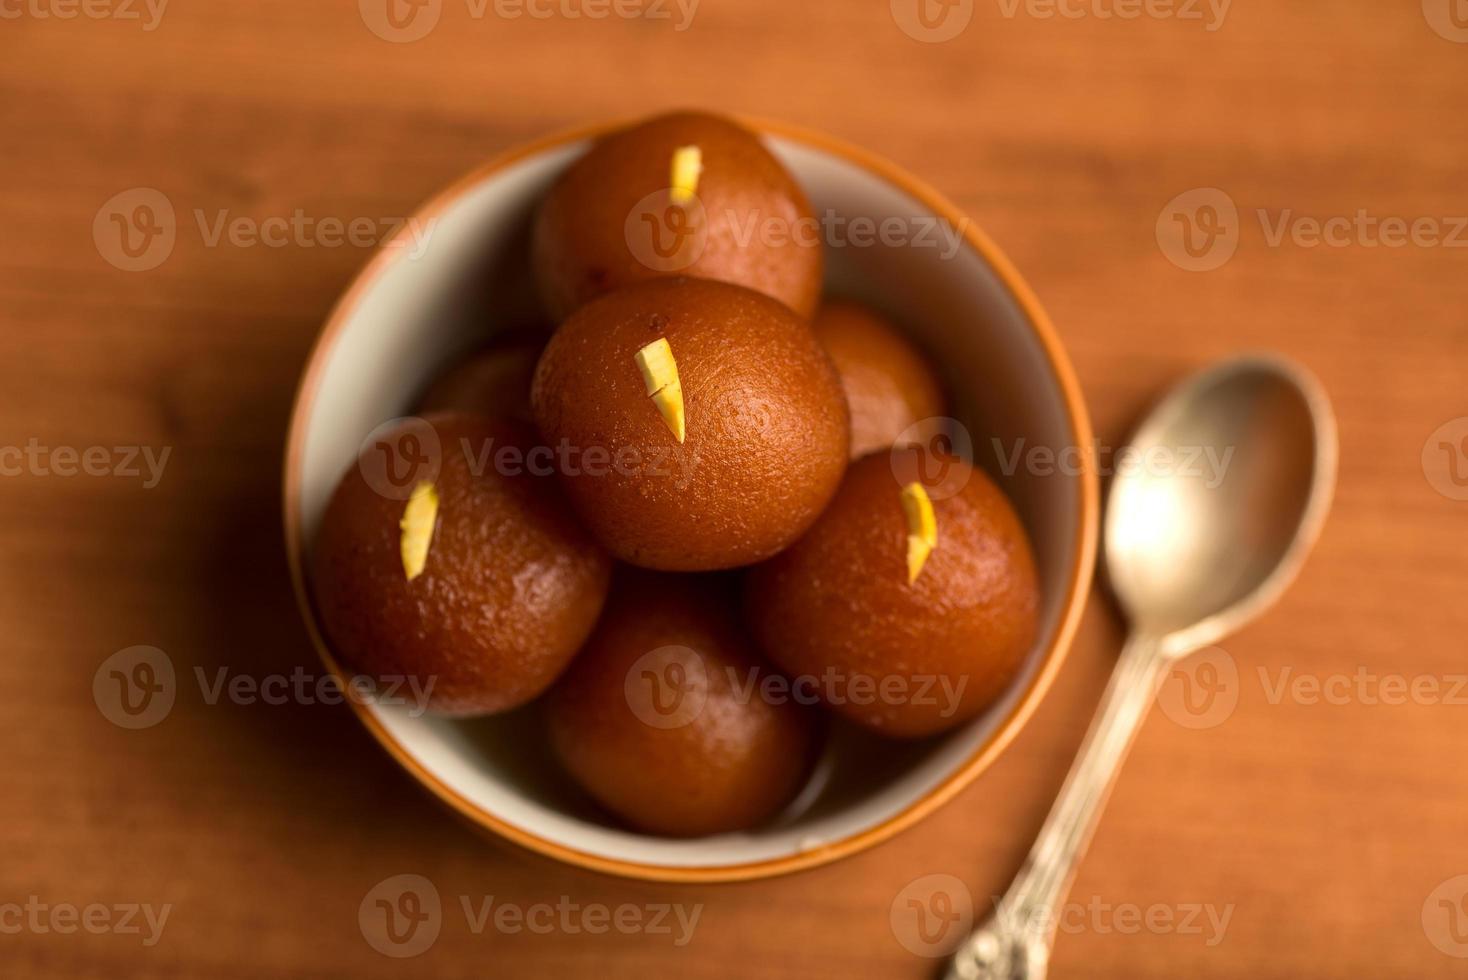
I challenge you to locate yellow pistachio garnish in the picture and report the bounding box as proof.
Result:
[900,482,937,585]
[399,481,439,582]
[669,145,703,205]
[634,337,686,443]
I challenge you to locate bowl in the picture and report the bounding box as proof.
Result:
[283,117,1098,882]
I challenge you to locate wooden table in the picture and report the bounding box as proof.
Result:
[5,1,1467,976]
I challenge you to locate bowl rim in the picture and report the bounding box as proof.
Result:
[281,114,1099,884]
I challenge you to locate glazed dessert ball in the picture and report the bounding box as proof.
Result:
[533,110,823,322]
[531,276,850,570]
[811,300,947,458]
[745,447,1040,738]
[415,339,542,424]
[546,572,820,836]
[311,413,612,716]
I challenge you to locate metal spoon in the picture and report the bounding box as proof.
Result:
[946,354,1337,979]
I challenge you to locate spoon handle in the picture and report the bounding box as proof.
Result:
[948,632,1170,979]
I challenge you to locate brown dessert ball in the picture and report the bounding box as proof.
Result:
[415,340,542,424]
[811,300,947,459]
[745,447,1040,738]
[533,110,823,322]
[530,277,850,571]
[546,572,820,837]
[310,413,612,716]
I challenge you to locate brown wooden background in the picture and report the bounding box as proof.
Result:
[4,0,1468,976]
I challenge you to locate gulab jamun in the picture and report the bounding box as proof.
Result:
[530,276,850,571]
[533,110,823,321]
[311,413,612,716]
[546,572,820,837]
[745,447,1040,738]
[811,300,947,458]
[415,340,542,424]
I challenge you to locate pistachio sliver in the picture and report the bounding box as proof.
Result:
[399,481,439,581]
[900,482,937,584]
[634,337,686,443]
[669,145,703,205]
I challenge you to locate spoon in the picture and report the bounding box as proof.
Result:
[945,354,1337,979]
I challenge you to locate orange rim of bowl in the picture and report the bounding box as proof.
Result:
[282,115,1099,884]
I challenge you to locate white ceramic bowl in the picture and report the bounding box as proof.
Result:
[284,118,1097,882]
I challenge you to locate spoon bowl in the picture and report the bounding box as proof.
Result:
[1105,356,1337,651]
[948,353,1336,980]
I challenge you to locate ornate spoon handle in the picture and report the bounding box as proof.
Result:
[947,633,1171,980]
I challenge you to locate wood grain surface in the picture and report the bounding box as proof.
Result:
[4,0,1468,976]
